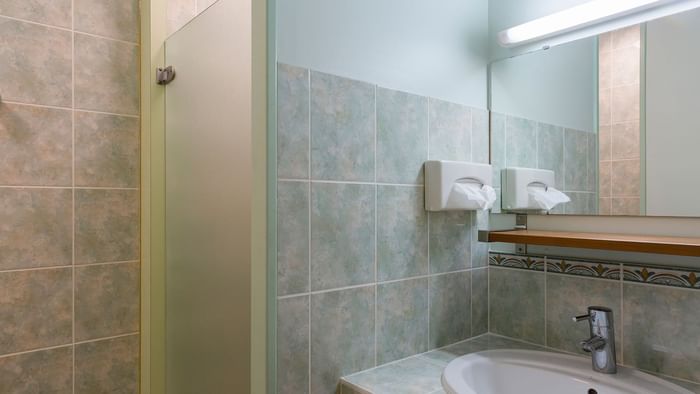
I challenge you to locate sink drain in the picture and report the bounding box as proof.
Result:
[588,389,598,394]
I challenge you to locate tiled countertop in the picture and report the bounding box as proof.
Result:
[340,334,700,394]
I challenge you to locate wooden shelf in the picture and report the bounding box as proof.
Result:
[485,230,700,257]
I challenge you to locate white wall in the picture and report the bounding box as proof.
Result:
[646,8,700,217]
[277,0,489,108]
[490,37,597,132]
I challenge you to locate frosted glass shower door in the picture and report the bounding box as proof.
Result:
[164,0,252,392]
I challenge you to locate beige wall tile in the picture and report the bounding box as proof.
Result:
[598,31,612,53]
[611,160,640,197]
[0,188,72,270]
[611,121,640,160]
[74,34,139,115]
[75,189,139,264]
[599,125,611,161]
[75,112,140,188]
[0,269,72,354]
[599,160,611,198]
[611,84,640,124]
[74,0,139,43]
[75,335,139,393]
[599,197,612,215]
[0,347,72,393]
[0,0,71,27]
[598,49,611,90]
[0,104,72,186]
[75,262,140,341]
[612,25,640,50]
[611,46,640,87]
[612,197,640,216]
[0,18,72,107]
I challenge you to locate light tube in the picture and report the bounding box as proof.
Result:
[499,0,661,47]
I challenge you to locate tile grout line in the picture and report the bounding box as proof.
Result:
[70,0,76,389]
[307,67,312,394]
[0,14,140,46]
[1,99,141,118]
[0,260,139,274]
[373,84,378,368]
[0,185,140,190]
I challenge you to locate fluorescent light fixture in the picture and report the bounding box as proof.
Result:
[499,0,662,47]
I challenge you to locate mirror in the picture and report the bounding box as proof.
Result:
[489,7,700,217]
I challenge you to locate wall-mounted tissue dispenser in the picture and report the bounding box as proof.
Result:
[425,160,496,211]
[501,167,570,212]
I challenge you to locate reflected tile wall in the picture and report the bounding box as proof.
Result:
[0,1,140,391]
[276,63,491,393]
[490,112,597,214]
[490,252,700,386]
[599,26,641,215]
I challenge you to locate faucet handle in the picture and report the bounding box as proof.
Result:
[573,313,590,322]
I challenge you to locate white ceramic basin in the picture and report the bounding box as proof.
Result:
[442,349,692,394]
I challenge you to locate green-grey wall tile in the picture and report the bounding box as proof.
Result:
[536,123,564,189]
[429,211,471,274]
[0,0,71,27]
[376,88,428,184]
[491,113,506,188]
[74,34,139,115]
[377,186,428,281]
[623,283,700,382]
[471,210,489,269]
[74,0,139,42]
[0,188,72,270]
[0,18,72,107]
[0,104,72,186]
[472,108,490,164]
[277,181,310,296]
[489,267,545,344]
[472,268,488,336]
[310,71,375,182]
[377,278,429,364]
[75,189,139,264]
[0,346,72,393]
[343,356,443,394]
[310,286,375,394]
[546,274,621,355]
[0,268,72,354]
[310,183,374,290]
[278,296,309,394]
[75,111,140,188]
[429,271,471,348]
[505,116,537,168]
[429,99,471,161]
[75,335,139,394]
[75,262,140,341]
[564,192,596,215]
[277,63,310,179]
[564,129,590,192]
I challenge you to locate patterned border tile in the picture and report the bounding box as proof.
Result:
[546,258,621,281]
[489,253,545,271]
[623,264,700,290]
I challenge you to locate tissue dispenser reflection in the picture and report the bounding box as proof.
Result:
[502,167,570,212]
[425,160,496,211]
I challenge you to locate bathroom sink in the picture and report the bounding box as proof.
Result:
[441,349,692,394]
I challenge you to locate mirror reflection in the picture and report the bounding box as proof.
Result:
[489,7,700,217]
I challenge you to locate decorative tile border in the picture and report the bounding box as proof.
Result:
[489,253,545,271]
[623,264,700,290]
[489,252,700,290]
[546,258,621,281]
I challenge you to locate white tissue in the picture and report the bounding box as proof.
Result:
[528,186,571,211]
[446,182,497,210]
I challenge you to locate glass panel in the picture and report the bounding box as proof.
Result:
[164,0,252,392]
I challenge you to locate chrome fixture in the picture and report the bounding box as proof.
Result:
[573,306,617,374]
[156,66,176,85]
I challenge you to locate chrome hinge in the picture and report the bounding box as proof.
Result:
[156,66,176,85]
[515,214,528,254]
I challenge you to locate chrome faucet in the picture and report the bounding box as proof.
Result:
[573,306,617,374]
